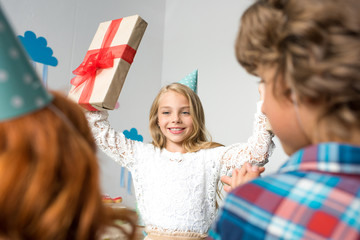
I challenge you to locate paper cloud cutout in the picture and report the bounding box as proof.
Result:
[123,128,143,142]
[18,31,58,66]
[121,128,143,196]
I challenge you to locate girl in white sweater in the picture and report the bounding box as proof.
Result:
[86,82,274,239]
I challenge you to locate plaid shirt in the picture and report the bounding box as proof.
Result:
[208,143,360,240]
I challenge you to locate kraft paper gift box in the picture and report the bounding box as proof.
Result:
[68,15,147,111]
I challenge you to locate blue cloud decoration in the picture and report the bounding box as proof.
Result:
[18,31,58,88]
[18,31,57,66]
[123,128,145,227]
[121,128,143,195]
[123,128,143,142]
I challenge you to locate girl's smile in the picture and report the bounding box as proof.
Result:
[168,127,186,134]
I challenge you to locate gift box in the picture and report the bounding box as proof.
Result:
[68,15,147,111]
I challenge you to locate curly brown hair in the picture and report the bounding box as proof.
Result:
[236,0,360,140]
[0,91,136,240]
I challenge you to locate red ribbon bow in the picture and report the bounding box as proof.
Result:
[71,49,115,88]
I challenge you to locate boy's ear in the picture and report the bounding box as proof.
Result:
[283,88,296,103]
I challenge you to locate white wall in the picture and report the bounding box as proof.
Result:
[0,0,288,209]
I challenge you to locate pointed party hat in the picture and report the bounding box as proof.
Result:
[178,69,198,93]
[0,6,53,122]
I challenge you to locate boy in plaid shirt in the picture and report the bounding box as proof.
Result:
[209,0,360,239]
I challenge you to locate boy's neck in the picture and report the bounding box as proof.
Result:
[298,102,360,147]
[314,125,360,147]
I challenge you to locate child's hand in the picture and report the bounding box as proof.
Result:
[221,162,265,193]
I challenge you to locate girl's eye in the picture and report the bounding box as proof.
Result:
[182,112,190,115]
[162,112,170,115]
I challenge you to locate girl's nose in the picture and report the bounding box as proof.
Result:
[172,114,182,123]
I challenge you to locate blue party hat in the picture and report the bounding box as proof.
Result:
[0,6,53,122]
[178,69,198,93]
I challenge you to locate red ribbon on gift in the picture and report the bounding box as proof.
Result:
[71,18,137,111]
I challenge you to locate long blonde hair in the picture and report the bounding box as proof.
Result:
[236,0,360,140]
[149,83,222,152]
[0,91,136,240]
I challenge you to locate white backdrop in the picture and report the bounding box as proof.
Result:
[0,0,287,209]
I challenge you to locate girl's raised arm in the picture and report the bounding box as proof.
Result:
[86,110,140,170]
[219,101,274,177]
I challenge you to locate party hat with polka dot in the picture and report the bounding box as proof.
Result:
[0,6,52,122]
[178,69,198,93]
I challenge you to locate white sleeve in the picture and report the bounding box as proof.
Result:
[85,110,139,170]
[219,101,275,177]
